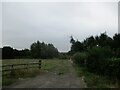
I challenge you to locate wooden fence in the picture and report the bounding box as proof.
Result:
[0,60,42,73]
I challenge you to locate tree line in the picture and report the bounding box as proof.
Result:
[70,32,120,84]
[69,32,120,58]
[2,41,59,59]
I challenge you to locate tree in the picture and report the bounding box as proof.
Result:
[45,44,58,58]
[97,32,109,47]
[70,36,75,45]
[30,41,42,59]
[113,33,120,49]
[113,33,120,57]
[70,36,86,54]
[2,46,14,59]
[13,49,19,58]
[19,49,30,58]
[30,41,59,59]
[83,36,95,50]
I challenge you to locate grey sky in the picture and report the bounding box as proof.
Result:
[2,2,118,52]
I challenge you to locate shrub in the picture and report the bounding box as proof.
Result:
[58,53,70,59]
[72,52,88,66]
[105,58,120,79]
[115,48,120,58]
[86,46,113,74]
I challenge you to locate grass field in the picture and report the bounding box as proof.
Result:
[2,59,66,71]
[2,59,40,65]
[2,59,67,86]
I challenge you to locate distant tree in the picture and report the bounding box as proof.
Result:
[71,41,84,53]
[40,42,46,58]
[45,44,58,58]
[30,41,42,59]
[83,36,95,50]
[113,33,120,57]
[2,46,14,59]
[69,32,115,55]
[113,33,120,49]
[19,49,30,58]
[94,32,113,48]
[97,32,111,47]
[70,36,84,54]
[70,36,75,45]
[13,49,19,58]
[30,41,59,59]
[58,52,69,59]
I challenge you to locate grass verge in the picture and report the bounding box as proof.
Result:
[2,68,44,86]
[72,64,118,88]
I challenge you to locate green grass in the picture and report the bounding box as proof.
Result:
[2,78,16,86]
[2,59,67,86]
[2,59,40,65]
[2,68,45,86]
[73,64,117,88]
[57,60,67,75]
[2,59,65,75]
[41,59,64,71]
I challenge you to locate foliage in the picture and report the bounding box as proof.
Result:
[58,52,70,59]
[86,46,113,74]
[69,33,120,58]
[2,41,59,59]
[69,37,84,54]
[72,52,88,66]
[30,41,59,59]
[73,64,113,88]
[113,33,120,49]
[70,32,120,87]
[84,36,96,50]
[105,58,120,80]
[70,36,75,44]
[2,46,30,59]
[2,46,14,59]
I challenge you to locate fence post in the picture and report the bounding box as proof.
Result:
[11,65,13,68]
[10,65,14,75]
[26,64,28,70]
[39,60,41,69]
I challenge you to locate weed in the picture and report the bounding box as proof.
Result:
[72,63,118,88]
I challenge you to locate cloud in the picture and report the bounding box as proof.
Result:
[2,2,118,52]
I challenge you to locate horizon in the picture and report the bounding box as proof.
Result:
[1,31,119,53]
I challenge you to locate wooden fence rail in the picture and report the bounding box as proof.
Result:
[0,60,42,72]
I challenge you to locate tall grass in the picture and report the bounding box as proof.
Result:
[73,63,118,88]
[2,59,66,86]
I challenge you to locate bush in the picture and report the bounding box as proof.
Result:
[58,53,70,59]
[86,46,113,74]
[114,48,120,58]
[105,58,120,79]
[72,52,88,66]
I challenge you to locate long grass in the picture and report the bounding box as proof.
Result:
[72,63,118,88]
[2,59,67,86]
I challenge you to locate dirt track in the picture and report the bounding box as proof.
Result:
[4,60,87,88]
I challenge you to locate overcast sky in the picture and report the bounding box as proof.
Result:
[2,2,118,52]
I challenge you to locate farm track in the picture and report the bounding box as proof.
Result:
[3,60,87,88]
